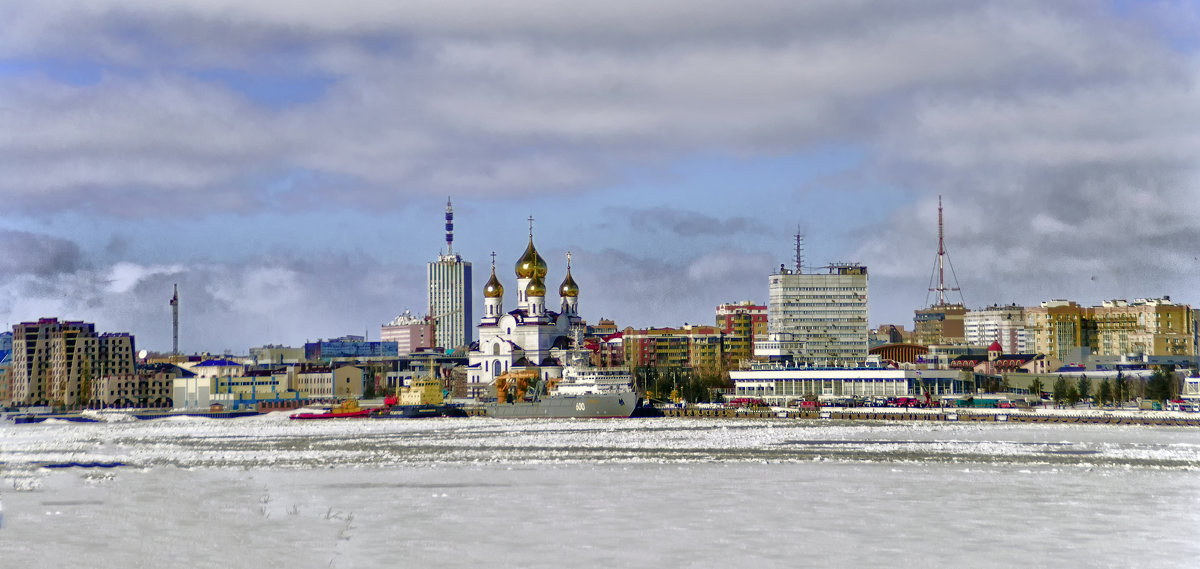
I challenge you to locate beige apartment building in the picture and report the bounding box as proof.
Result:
[1026,298,1194,363]
[9,318,136,406]
[1091,298,1193,357]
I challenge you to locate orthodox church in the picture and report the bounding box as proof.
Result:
[465,229,584,400]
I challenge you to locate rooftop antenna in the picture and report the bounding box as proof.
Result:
[170,283,179,355]
[925,195,965,307]
[444,197,454,256]
[794,228,805,274]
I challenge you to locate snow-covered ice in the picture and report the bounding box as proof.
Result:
[2,416,1199,568]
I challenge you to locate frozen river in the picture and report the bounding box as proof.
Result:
[3,414,1199,568]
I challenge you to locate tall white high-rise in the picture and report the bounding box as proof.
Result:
[756,264,869,363]
[428,199,473,352]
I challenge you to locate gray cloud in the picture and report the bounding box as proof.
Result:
[614,206,765,238]
[2,0,1199,335]
[4,1,1193,216]
[0,230,85,277]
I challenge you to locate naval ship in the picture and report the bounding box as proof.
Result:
[484,365,642,419]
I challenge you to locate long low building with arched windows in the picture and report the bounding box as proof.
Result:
[729,360,967,405]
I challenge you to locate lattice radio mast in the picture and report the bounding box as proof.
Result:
[925,196,964,307]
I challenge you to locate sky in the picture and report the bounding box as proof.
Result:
[2,0,1199,353]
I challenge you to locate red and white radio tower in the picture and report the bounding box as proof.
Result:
[926,196,964,307]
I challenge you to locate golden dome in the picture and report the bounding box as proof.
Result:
[559,268,579,298]
[525,275,547,297]
[515,238,548,279]
[483,268,504,299]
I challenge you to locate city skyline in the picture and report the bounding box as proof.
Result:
[2,2,1199,352]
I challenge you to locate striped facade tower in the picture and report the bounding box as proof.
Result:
[428,199,473,352]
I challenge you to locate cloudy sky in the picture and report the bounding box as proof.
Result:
[2,1,1199,353]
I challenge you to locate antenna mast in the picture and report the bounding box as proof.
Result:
[794,229,805,274]
[926,195,963,306]
[170,284,179,355]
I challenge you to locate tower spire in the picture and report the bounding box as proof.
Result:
[445,198,454,256]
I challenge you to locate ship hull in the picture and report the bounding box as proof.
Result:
[484,392,638,419]
[288,410,371,420]
[374,404,468,419]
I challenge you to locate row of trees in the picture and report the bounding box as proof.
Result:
[634,363,733,404]
[1037,367,1180,407]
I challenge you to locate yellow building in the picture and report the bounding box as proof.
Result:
[1025,300,1093,363]
[1091,298,1193,357]
[1025,298,1193,362]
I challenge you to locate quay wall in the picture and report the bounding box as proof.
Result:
[662,407,1200,426]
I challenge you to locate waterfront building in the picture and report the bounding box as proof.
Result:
[964,304,1026,353]
[729,360,964,405]
[294,365,364,399]
[304,336,399,361]
[756,264,868,364]
[428,199,473,352]
[465,230,584,400]
[381,310,435,356]
[9,318,136,406]
[211,368,295,408]
[172,375,214,410]
[91,363,185,408]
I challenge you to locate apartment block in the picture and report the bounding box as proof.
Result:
[716,301,767,367]
[964,304,1027,353]
[1091,298,1193,357]
[622,325,727,371]
[758,264,868,363]
[1025,300,1094,363]
[9,318,136,406]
